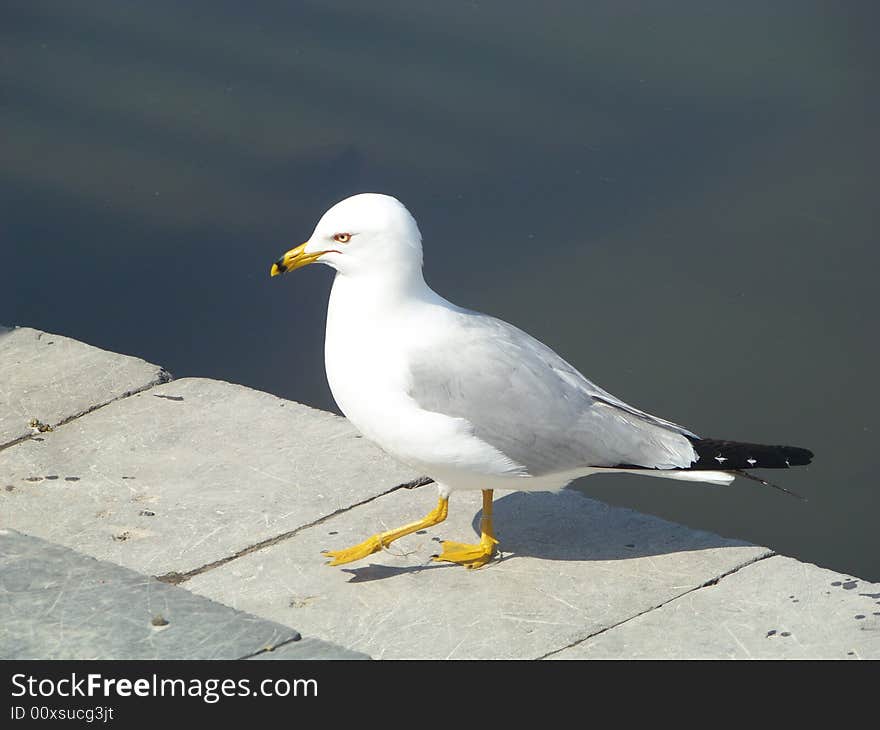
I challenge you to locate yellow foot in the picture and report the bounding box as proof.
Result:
[433,534,499,569]
[323,535,385,566]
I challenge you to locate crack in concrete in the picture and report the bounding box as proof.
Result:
[0,369,172,454]
[536,549,777,659]
[237,634,303,660]
[155,476,433,585]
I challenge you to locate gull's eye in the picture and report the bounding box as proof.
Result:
[333,232,352,244]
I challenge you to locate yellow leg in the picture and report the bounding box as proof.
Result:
[323,496,449,566]
[433,489,498,569]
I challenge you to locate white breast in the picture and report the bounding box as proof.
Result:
[323,273,528,490]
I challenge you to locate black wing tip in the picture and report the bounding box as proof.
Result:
[686,437,814,470]
[785,445,814,466]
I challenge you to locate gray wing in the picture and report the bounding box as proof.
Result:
[406,308,698,475]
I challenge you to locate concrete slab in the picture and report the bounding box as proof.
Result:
[0,377,419,577]
[185,487,770,659]
[548,554,880,659]
[0,528,367,660]
[0,326,169,449]
[4,327,871,661]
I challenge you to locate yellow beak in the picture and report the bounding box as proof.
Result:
[270,241,325,277]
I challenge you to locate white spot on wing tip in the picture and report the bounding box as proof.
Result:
[714,455,728,464]
[746,458,757,466]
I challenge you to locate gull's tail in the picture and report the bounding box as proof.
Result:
[605,437,813,496]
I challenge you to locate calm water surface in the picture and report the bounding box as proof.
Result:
[2,2,877,580]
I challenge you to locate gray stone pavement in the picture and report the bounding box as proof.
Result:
[0,376,414,578]
[1,326,878,659]
[0,529,366,660]
[185,488,771,659]
[0,326,169,449]
[548,554,880,659]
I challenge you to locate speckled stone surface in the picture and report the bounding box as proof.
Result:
[0,529,367,660]
[548,554,880,659]
[186,487,770,659]
[0,377,417,576]
[1,328,874,660]
[0,326,168,448]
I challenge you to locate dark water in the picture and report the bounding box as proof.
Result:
[3,2,877,580]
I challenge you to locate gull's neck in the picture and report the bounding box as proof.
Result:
[328,263,442,319]
[324,263,448,410]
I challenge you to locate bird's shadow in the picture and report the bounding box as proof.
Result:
[339,490,753,583]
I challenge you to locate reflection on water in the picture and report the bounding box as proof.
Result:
[2,1,878,580]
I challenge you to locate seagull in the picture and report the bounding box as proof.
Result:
[271,193,813,569]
